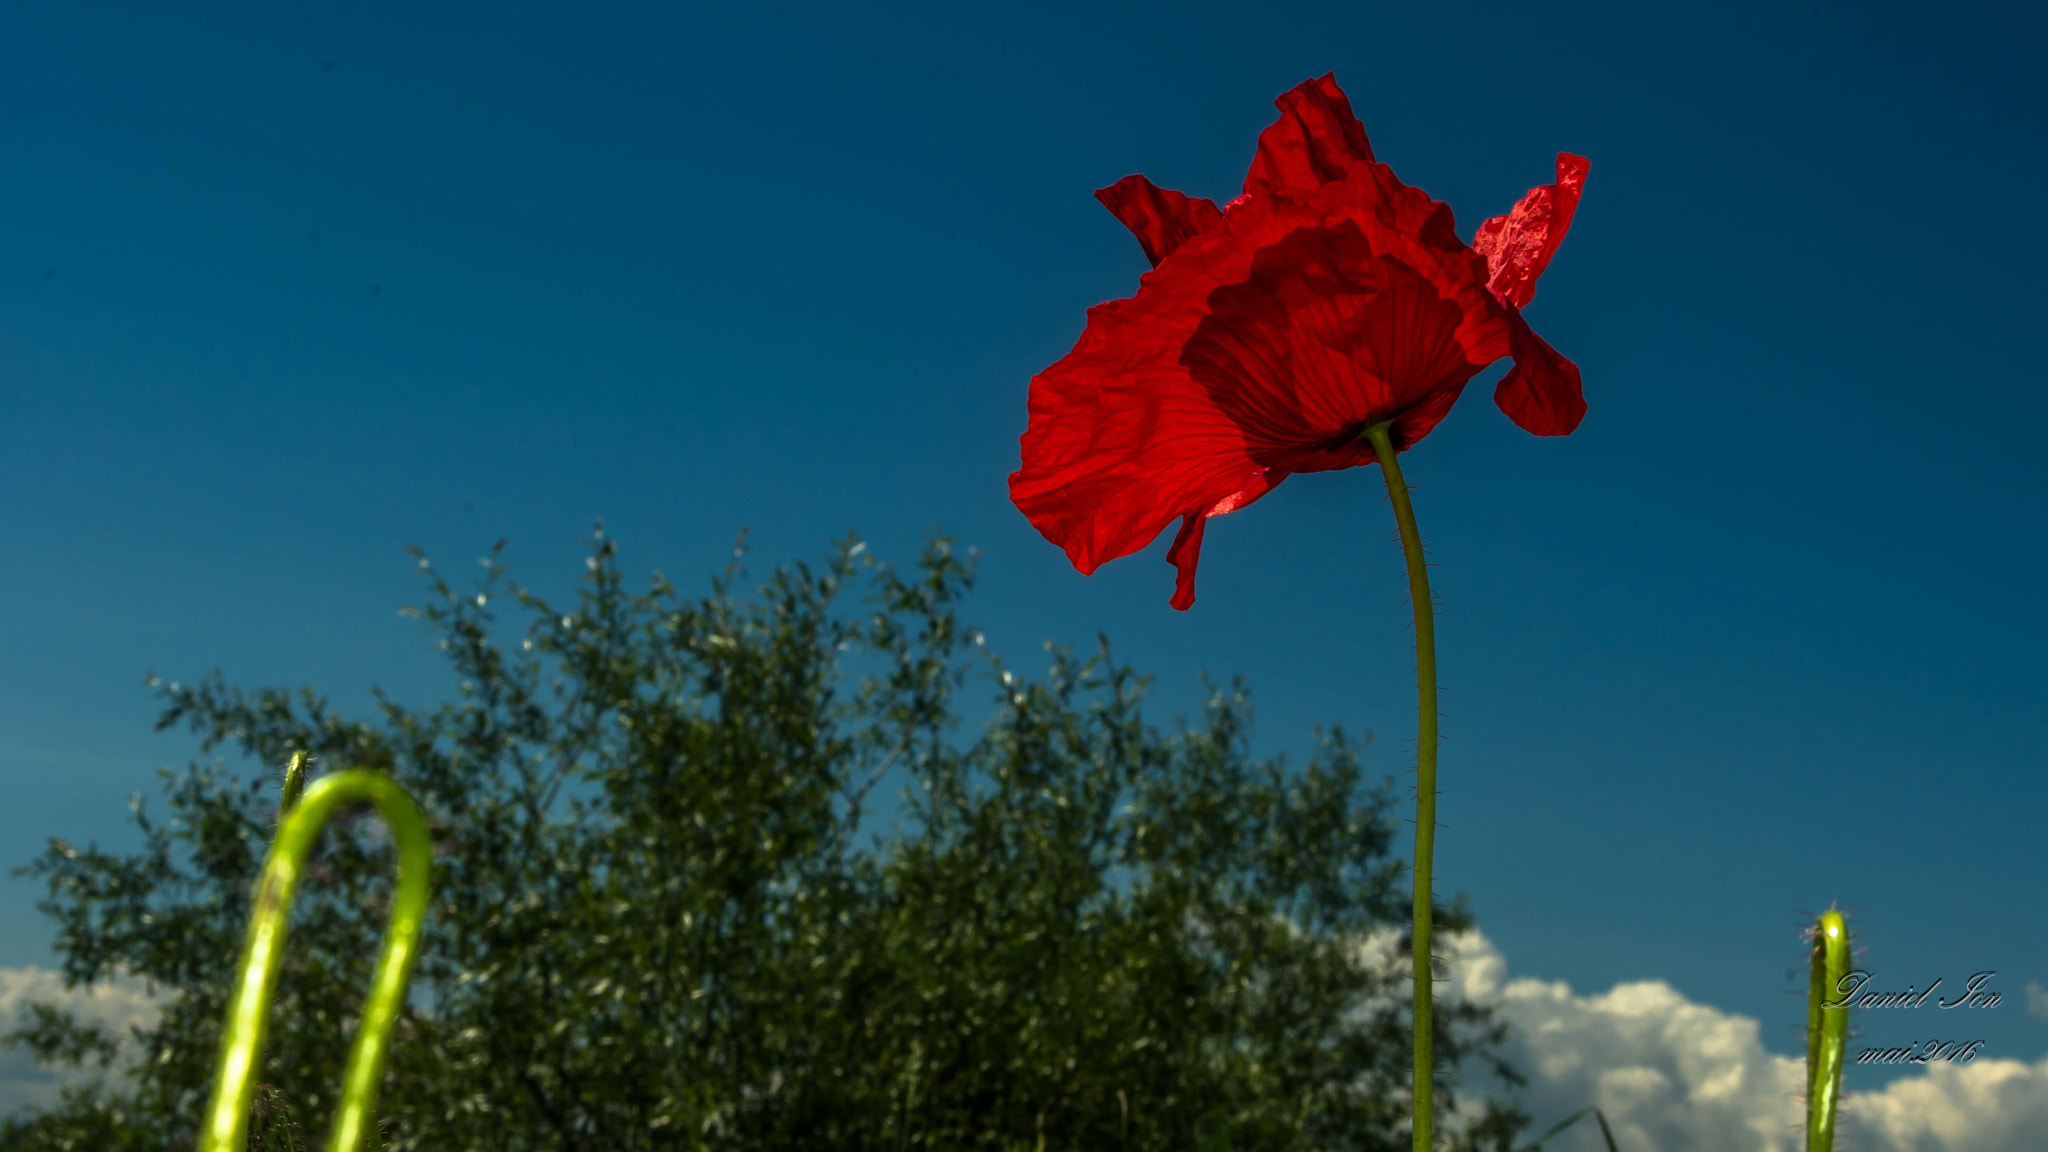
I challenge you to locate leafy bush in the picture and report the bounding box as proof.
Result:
[6,527,1530,1151]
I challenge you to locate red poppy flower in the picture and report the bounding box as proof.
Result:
[1009,73,1589,609]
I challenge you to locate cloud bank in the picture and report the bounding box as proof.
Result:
[1409,929,2048,1151]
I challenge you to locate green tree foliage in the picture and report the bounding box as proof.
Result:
[5,528,1534,1151]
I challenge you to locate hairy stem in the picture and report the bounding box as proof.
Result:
[1363,421,1440,1152]
[279,751,310,816]
[1808,908,1851,1152]
[202,768,433,1152]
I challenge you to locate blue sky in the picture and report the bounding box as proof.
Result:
[3,0,2045,1142]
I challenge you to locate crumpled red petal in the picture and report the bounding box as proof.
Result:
[1012,73,1591,610]
[1473,153,1589,310]
[1180,216,1504,474]
[1096,175,1225,267]
[1205,465,1285,516]
[1010,169,1507,607]
[1243,72,1378,197]
[1493,307,1585,435]
[1161,466,1290,610]
[1165,512,1207,610]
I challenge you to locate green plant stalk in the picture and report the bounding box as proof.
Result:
[1364,421,1440,1152]
[1807,908,1850,1152]
[200,769,433,1152]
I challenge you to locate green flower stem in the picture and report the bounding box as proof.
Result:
[201,769,433,1152]
[1807,909,1851,1152]
[1363,421,1440,1152]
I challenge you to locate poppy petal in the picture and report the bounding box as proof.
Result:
[1165,512,1207,610]
[1010,283,1268,580]
[1179,213,1506,472]
[1017,74,1590,611]
[1205,466,1287,517]
[1493,308,1585,435]
[1096,175,1225,267]
[1159,468,1290,611]
[1473,153,1589,309]
[1243,73,1378,197]
[1011,173,1507,587]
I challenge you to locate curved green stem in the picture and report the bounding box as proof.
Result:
[201,769,433,1152]
[1364,422,1439,1152]
[1807,908,1851,1152]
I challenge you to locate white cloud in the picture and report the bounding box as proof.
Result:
[2027,980,2048,1024]
[0,967,163,1117]
[1343,928,2048,1152]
